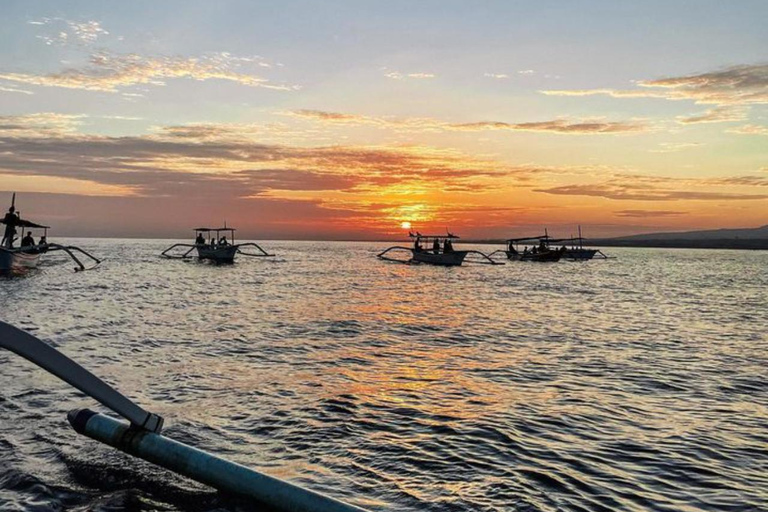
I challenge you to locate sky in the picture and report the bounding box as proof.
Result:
[0,0,766,239]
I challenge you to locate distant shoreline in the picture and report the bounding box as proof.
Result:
[52,236,768,250]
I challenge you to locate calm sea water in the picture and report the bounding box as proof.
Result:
[1,240,766,512]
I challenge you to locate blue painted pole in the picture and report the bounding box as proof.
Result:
[69,409,372,512]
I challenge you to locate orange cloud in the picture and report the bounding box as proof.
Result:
[0,51,299,92]
[285,109,652,134]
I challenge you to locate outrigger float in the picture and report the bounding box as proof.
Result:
[1,193,101,273]
[378,231,502,266]
[0,320,368,512]
[161,225,273,263]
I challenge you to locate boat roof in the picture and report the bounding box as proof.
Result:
[548,237,586,243]
[1,218,50,229]
[409,232,460,240]
[194,227,236,232]
[506,235,549,243]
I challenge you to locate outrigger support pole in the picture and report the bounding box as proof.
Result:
[0,321,162,432]
[463,250,505,265]
[486,249,508,259]
[0,321,371,512]
[376,246,414,264]
[235,242,274,257]
[160,243,197,259]
[45,243,102,271]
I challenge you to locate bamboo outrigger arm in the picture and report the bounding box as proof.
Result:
[160,243,197,259]
[45,243,102,271]
[235,243,274,257]
[463,250,505,265]
[0,320,163,432]
[376,246,414,264]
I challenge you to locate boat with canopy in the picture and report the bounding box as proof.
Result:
[548,227,607,260]
[490,232,563,262]
[377,231,502,266]
[0,193,101,273]
[161,225,274,264]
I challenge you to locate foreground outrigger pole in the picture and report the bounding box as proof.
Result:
[0,321,369,512]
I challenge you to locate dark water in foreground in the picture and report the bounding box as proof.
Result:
[0,240,766,512]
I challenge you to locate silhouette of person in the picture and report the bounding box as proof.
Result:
[444,239,453,253]
[433,238,440,254]
[195,233,205,244]
[219,236,228,246]
[21,231,35,247]
[2,206,19,248]
[414,238,422,252]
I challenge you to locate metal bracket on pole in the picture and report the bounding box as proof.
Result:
[0,320,163,432]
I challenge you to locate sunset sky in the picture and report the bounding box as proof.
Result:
[1,1,766,239]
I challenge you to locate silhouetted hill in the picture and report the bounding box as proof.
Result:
[592,225,768,250]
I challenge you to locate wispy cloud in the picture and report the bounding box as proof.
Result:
[0,84,33,95]
[29,18,109,46]
[483,73,509,79]
[648,142,702,153]
[0,51,299,93]
[384,71,435,80]
[677,106,748,124]
[615,209,688,217]
[726,124,768,136]
[285,109,652,135]
[542,64,768,106]
[536,173,768,201]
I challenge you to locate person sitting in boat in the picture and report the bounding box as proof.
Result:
[195,233,205,245]
[538,240,548,253]
[432,238,440,254]
[21,231,35,247]
[209,238,216,247]
[523,246,529,255]
[444,239,454,253]
[39,235,47,245]
[508,241,518,254]
[219,236,229,246]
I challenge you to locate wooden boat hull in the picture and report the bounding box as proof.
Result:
[563,248,598,260]
[0,249,41,271]
[412,250,468,266]
[196,245,239,264]
[513,250,562,262]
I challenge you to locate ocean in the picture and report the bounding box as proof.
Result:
[1,239,766,511]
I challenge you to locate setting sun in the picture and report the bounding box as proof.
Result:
[400,221,412,230]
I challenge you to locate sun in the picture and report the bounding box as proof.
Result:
[400,221,412,230]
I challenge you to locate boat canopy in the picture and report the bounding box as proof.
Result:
[506,235,549,243]
[1,218,50,229]
[409,232,459,240]
[193,227,236,232]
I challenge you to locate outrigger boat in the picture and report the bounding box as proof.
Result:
[378,231,502,266]
[549,227,607,260]
[0,193,101,273]
[490,232,563,262]
[161,225,273,264]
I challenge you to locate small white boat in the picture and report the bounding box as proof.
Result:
[378,231,501,267]
[1,193,101,274]
[161,225,273,264]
